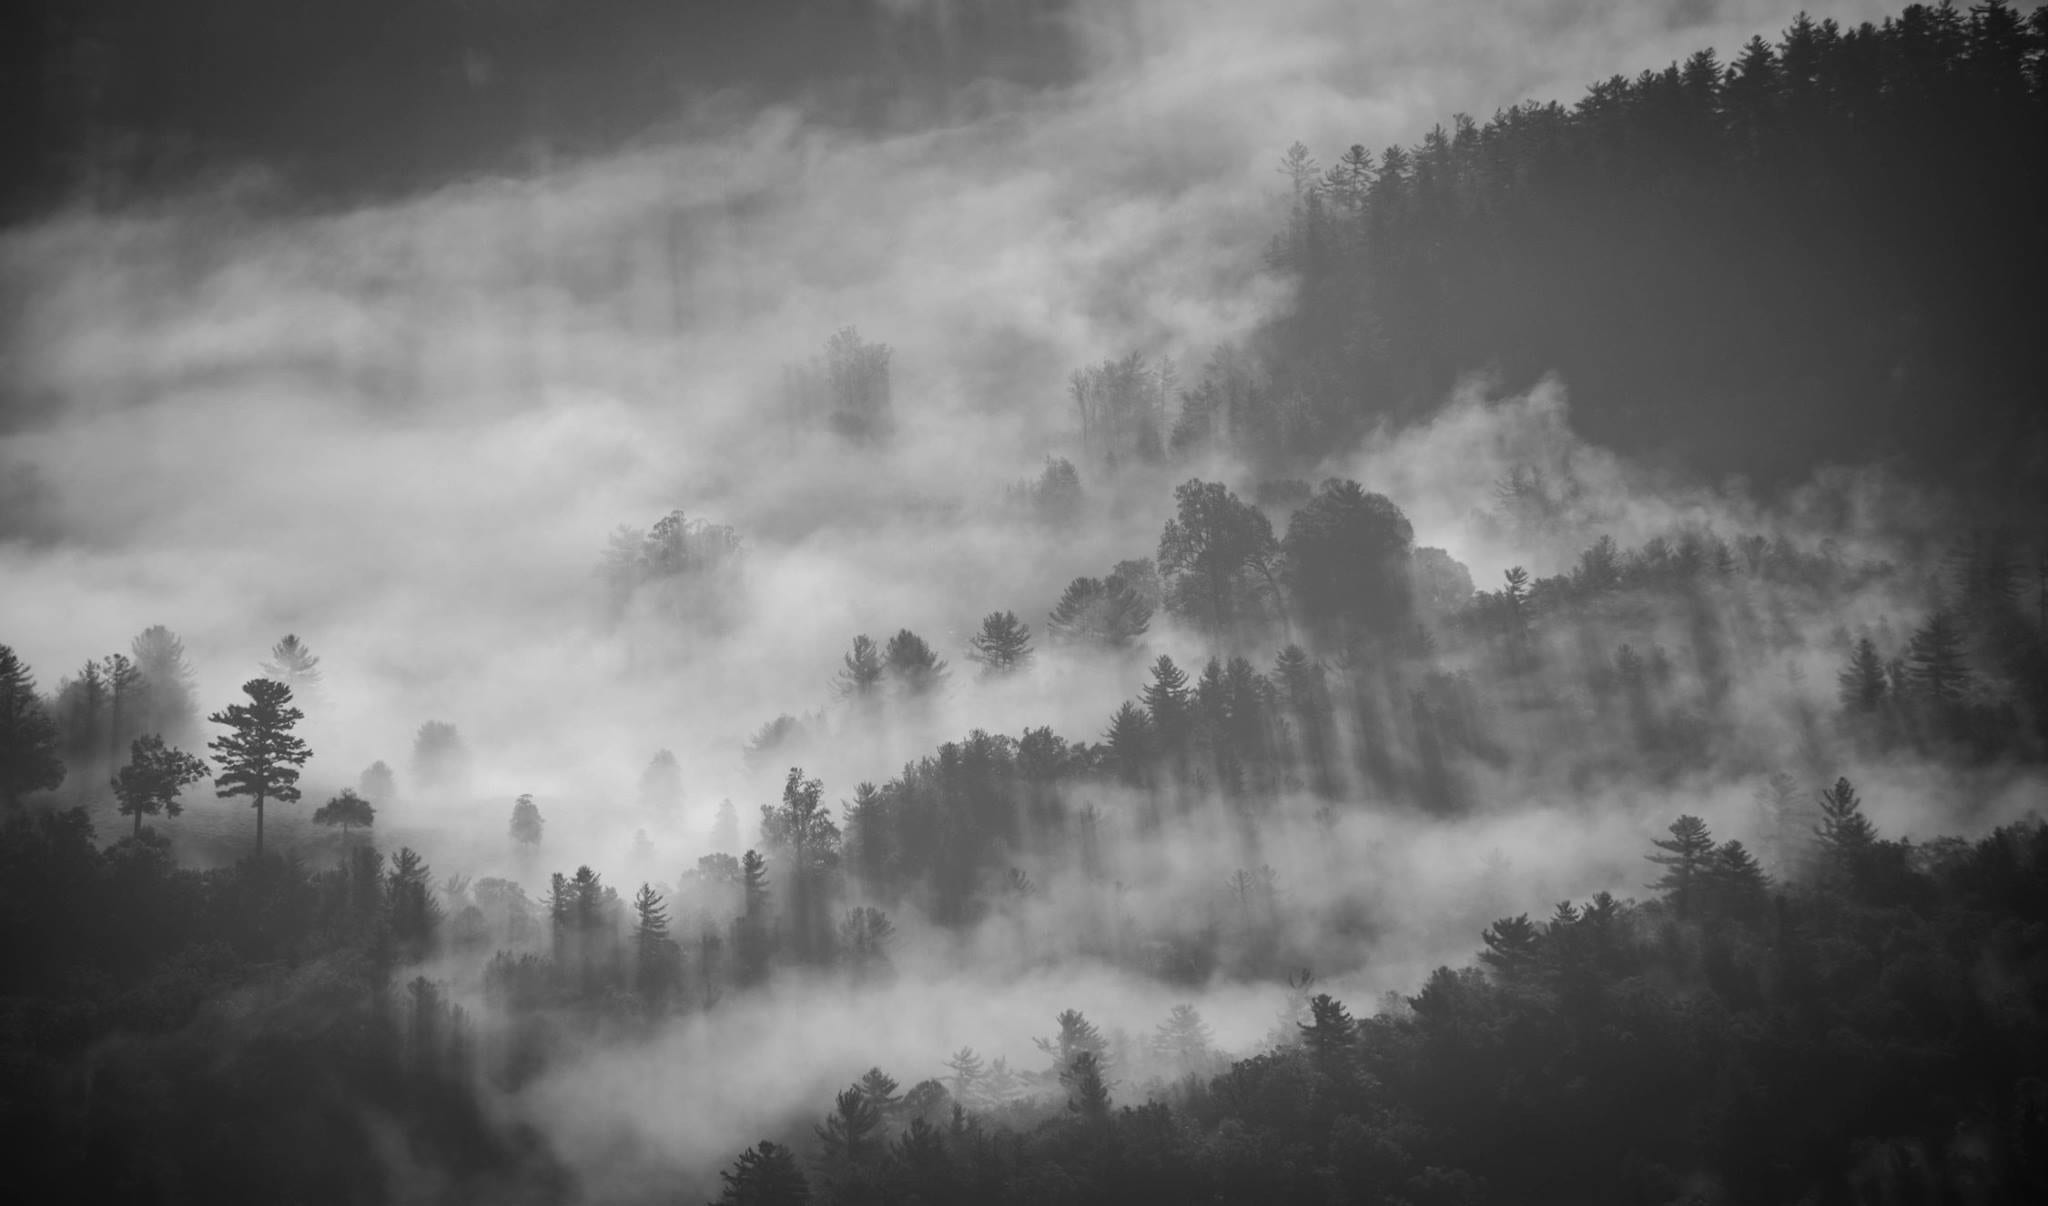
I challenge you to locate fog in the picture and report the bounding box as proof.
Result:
[4,0,2004,1196]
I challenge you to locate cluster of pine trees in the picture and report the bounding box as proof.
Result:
[709,791,2048,1205]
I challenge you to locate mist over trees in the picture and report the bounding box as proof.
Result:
[5,4,2048,1204]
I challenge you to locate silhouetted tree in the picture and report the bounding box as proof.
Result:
[883,629,948,697]
[1647,814,1716,918]
[835,635,885,702]
[0,645,64,809]
[111,734,209,837]
[1838,636,1890,712]
[1282,479,1416,649]
[207,679,311,857]
[1907,610,1971,704]
[967,611,1034,675]
[714,1140,810,1205]
[312,788,375,841]
[1046,575,1152,648]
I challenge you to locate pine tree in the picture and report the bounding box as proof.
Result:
[1046,575,1152,648]
[1815,776,1877,860]
[1837,636,1889,712]
[101,653,142,773]
[312,788,376,841]
[1479,914,1540,979]
[261,634,322,692]
[1141,655,1192,748]
[1298,993,1357,1075]
[1060,1051,1112,1121]
[385,847,441,947]
[1153,1004,1215,1071]
[509,793,544,845]
[735,848,772,986]
[110,734,210,837]
[1103,702,1153,787]
[207,679,312,857]
[632,883,672,1001]
[966,611,1034,675]
[714,1140,810,1205]
[816,1084,883,1164]
[130,625,197,739]
[883,629,948,696]
[1906,610,1971,703]
[0,645,65,809]
[835,635,885,701]
[857,1068,902,1117]
[1646,814,1717,919]
[943,1047,985,1100]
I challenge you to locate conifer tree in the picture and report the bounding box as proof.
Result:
[1141,655,1193,749]
[966,611,1034,675]
[715,1140,810,1205]
[1298,993,1357,1075]
[856,1068,902,1117]
[943,1047,985,1099]
[1906,610,1971,704]
[1815,776,1877,860]
[1103,702,1153,787]
[101,653,141,772]
[386,847,441,947]
[1060,1051,1112,1121]
[261,634,322,692]
[735,849,772,986]
[883,629,948,696]
[0,645,65,809]
[632,883,672,1001]
[835,635,885,701]
[509,793,544,845]
[130,625,197,739]
[111,734,210,837]
[816,1085,883,1163]
[1153,1004,1215,1071]
[1646,814,1717,919]
[207,679,312,857]
[1838,636,1889,712]
[1046,575,1152,647]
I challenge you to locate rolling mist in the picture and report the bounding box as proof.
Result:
[4,2,2047,1204]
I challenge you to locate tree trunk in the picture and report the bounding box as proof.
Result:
[255,793,265,857]
[133,807,142,839]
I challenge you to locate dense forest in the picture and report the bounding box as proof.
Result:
[5,3,2048,1204]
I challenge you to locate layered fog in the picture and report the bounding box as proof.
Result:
[3,0,2035,1198]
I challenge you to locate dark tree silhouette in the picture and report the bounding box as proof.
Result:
[312,788,375,841]
[0,645,65,809]
[207,679,312,857]
[1281,479,1416,649]
[714,1140,810,1205]
[1646,814,1717,919]
[1158,479,1281,642]
[883,629,948,697]
[111,734,210,838]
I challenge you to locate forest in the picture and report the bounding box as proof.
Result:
[4,3,2048,1204]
